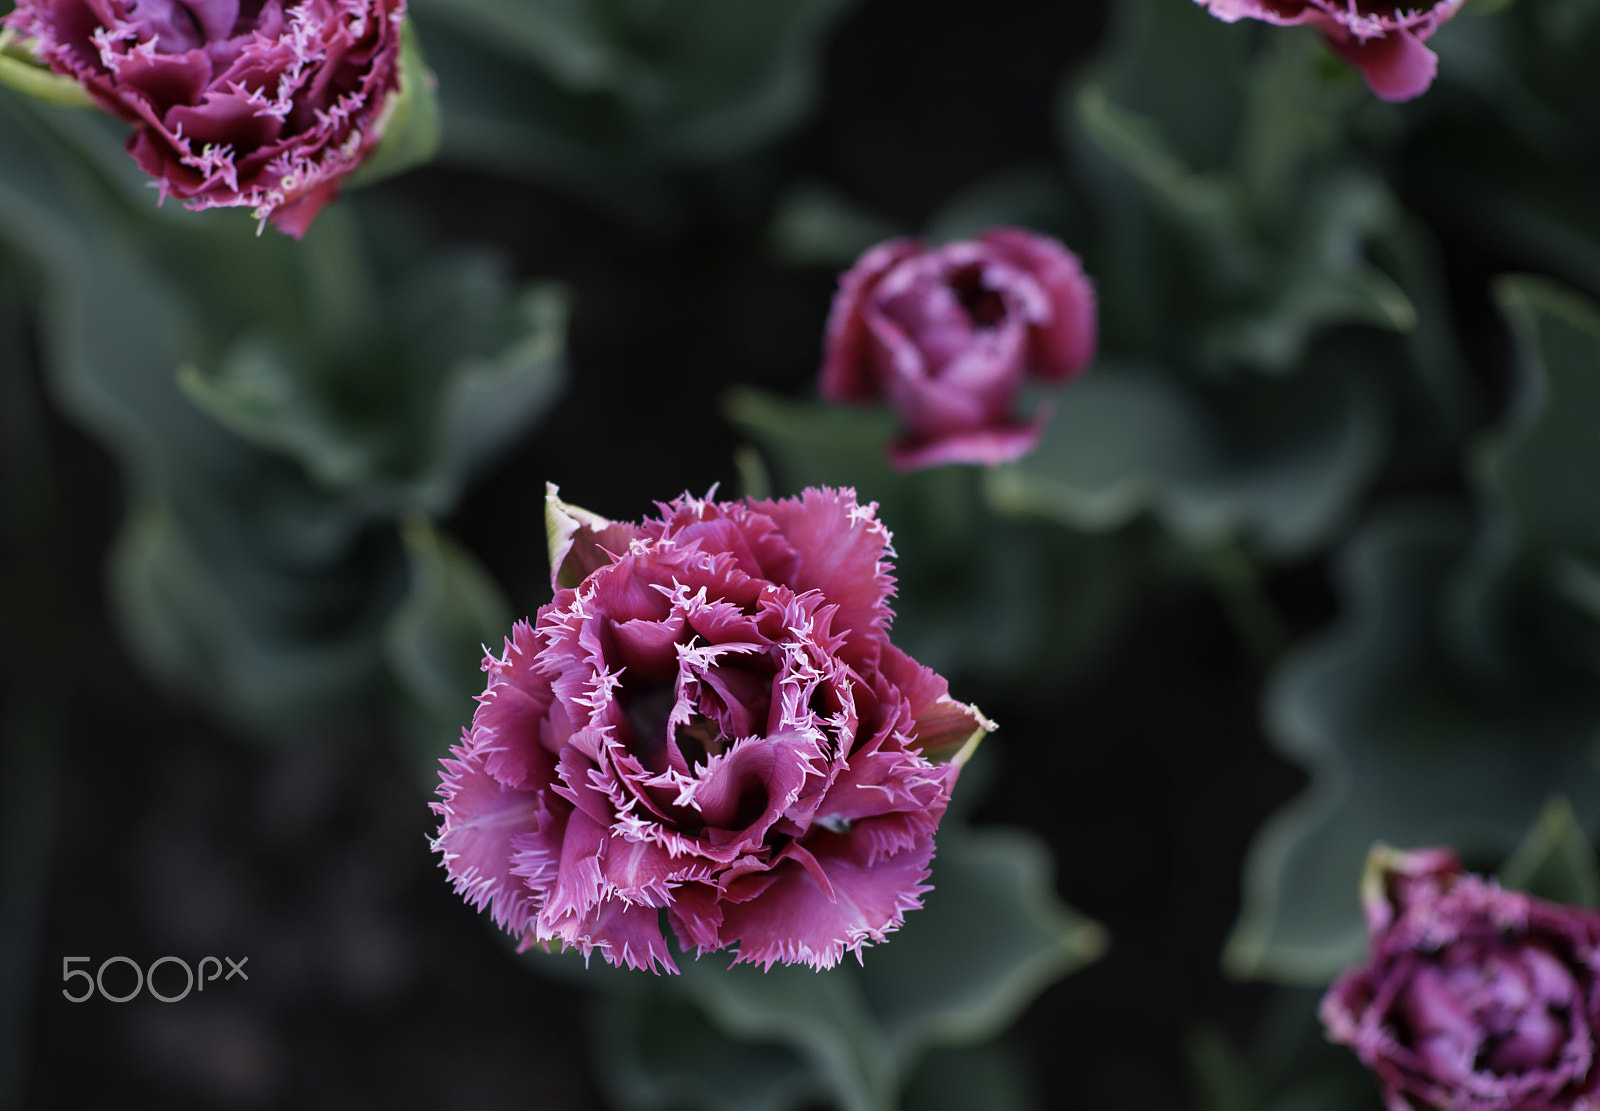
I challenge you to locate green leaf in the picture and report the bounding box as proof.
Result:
[900,1041,1041,1111]
[176,251,567,516]
[0,31,95,109]
[1451,277,1600,678]
[597,989,821,1111]
[1186,1024,1259,1111]
[1075,81,1248,259]
[1499,796,1600,908]
[921,165,1078,247]
[1064,0,1412,380]
[1185,989,1384,1111]
[1484,277,1600,550]
[583,817,1102,1111]
[1224,507,1600,984]
[177,339,373,490]
[676,958,896,1111]
[345,19,442,190]
[985,359,1386,557]
[856,825,1107,1061]
[1202,172,1415,374]
[384,518,512,780]
[725,388,1149,687]
[110,495,390,731]
[414,0,856,220]
[425,282,568,508]
[768,182,904,268]
[0,93,558,740]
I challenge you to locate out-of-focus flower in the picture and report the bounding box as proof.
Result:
[1321,844,1600,1110]
[432,485,993,973]
[2,0,407,236]
[820,228,1096,472]
[1194,0,1466,102]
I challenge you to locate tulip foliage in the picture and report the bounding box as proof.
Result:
[4,0,1600,1108]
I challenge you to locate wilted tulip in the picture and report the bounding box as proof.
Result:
[2,0,411,235]
[1194,0,1467,102]
[432,485,993,973]
[1322,844,1600,1110]
[820,228,1096,472]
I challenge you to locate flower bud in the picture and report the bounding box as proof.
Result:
[820,228,1096,472]
[1322,844,1600,1110]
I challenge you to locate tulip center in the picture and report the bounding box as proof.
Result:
[618,651,777,775]
[1399,941,1582,1077]
[950,265,1007,330]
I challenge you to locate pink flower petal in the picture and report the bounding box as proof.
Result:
[821,238,926,403]
[887,416,1048,471]
[1327,29,1440,103]
[980,227,1098,381]
[751,488,896,666]
[719,834,937,970]
[432,743,549,935]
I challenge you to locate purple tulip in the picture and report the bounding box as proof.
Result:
[1321,845,1600,1111]
[432,486,993,973]
[820,228,1096,472]
[1194,0,1468,102]
[3,0,406,236]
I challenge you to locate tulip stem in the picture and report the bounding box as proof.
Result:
[1196,536,1287,666]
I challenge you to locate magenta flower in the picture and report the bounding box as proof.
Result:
[1194,0,1467,102]
[820,228,1096,472]
[1321,845,1600,1110]
[432,485,993,973]
[2,0,406,236]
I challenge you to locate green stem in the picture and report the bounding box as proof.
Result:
[1196,536,1288,667]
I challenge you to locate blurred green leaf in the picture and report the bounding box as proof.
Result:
[1451,277,1600,676]
[900,1041,1041,1111]
[414,0,856,221]
[1065,0,1417,378]
[857,825,1107,1061]
[986,359,1385,558]
[675,956,896,1111]
[0,31,95,109]
[1499,796,1600,907]
[1227,281,1600,984]
[768,181,903,268]
[1225,507,1600,984]
[596,989,821,1111]
[428,282,569,506]
[921,164,1078,248]
[1186,989,1384,1111]
[111,495,395,731]
[179,256,567,516]
[586,818,1101,1111]
[384,519,512,781]
[1076,82,1248,261]
[0,91,562,738]
[725,388,1149,687]
[1187,1023,1258,1111]
[1202,172,1414,374]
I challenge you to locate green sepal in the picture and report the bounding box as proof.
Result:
[1500,796,1600,909]
[347,19,442,190]
[0,31,95,110]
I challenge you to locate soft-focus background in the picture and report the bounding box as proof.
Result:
[5,0,1600,1107]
